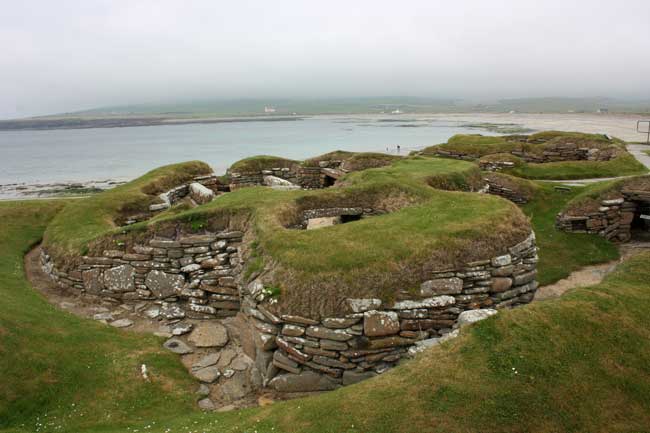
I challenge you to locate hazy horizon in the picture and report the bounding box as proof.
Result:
[3,0,650,118]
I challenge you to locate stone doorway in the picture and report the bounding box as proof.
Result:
[322,174,336,187]
[631,201,650,241]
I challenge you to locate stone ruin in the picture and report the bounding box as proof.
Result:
[228,160,346,191]
[556,189,650,242]
[38,157,542,408]
[41,226,539,398]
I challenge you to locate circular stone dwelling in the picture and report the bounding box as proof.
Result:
[41,153,539,395]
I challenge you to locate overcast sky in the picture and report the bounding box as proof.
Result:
[2,0,650,118]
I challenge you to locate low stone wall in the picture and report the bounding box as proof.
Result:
[484,178,529,204]
[436,142,618,164]
[479,160,516,172]
[556,190,650,242]
[41,231,245,319]
[244,232,539,391]
[229,166,336,190]
[288,207,385,229]
[42,225,539,393]
[149,175,225,212]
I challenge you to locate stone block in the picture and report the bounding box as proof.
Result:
[82,268,104,293]
[145,270,185,298]
[420,277,463,296]
[268,371,338,392]
[363,311,400,337]
[306,326,353,341]
[491,277,513,293]
[103,264,135,292]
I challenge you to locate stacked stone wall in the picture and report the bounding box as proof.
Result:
[436,142,617,164]
[42,231,244,319]
[43,225,539,392]
[229,166,332,190]
[556,190,650,242]
[243,232,538,391]
[484,178,529,204]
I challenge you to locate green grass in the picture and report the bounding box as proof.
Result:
[0,201,196,433]
[44,156,531,317]
[42,161,211,264]
[3,198,650,432]
[425,131,648,180]
[427,134,521,157]
[557,175,650,216]
[227,155,297,173]
[509,153,648,180]
[521,183,619,284]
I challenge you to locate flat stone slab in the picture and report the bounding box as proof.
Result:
[457,309,498,326]
[110,318,134,328]
[192,366,221,383]
[198,398,215,411]
[306,216,340,230]
[171,322,193,336]
[188,322,229,348]
[268,371,339,392]
[192,353,221,370]
[163,338,194,354]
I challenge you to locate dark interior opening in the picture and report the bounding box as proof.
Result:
[322,175,336,188]
[571,220,587,232]
[631,202,650,241]
[340,214,362,224]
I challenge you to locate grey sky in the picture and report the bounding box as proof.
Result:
[2,0,649,118]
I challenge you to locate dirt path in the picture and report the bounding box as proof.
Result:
[535,242,650,301]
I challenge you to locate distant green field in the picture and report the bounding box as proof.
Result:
[55,96,650,117]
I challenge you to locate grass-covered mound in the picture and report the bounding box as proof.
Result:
[424,131,648,180]
[43,156,530,317]
[231,151,401,174]
[559,175,650,216]
[42,161,212,267]
[228,155,298,173]
[507,153,647,180]
[2,199,649,433]
[484,172,540,202]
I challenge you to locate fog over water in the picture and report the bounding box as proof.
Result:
[2,0,650,118]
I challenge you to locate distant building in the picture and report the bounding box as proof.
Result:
[264,106,276,114]
[597,108,609,113]
[391,109,403,114]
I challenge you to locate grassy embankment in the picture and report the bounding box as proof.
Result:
[425,132,648,180]
[2,198,650,432]
[0,201,196,433]
[521,183,619,285]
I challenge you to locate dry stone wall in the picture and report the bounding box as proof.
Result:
[484,177,529,204]
[556,190,650,242]
[149,175,225,212]
[42,231,245,319]
[43,225,539,393]
[436,142,618,164]
[229,164,341,190]
[243,232,539,392]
